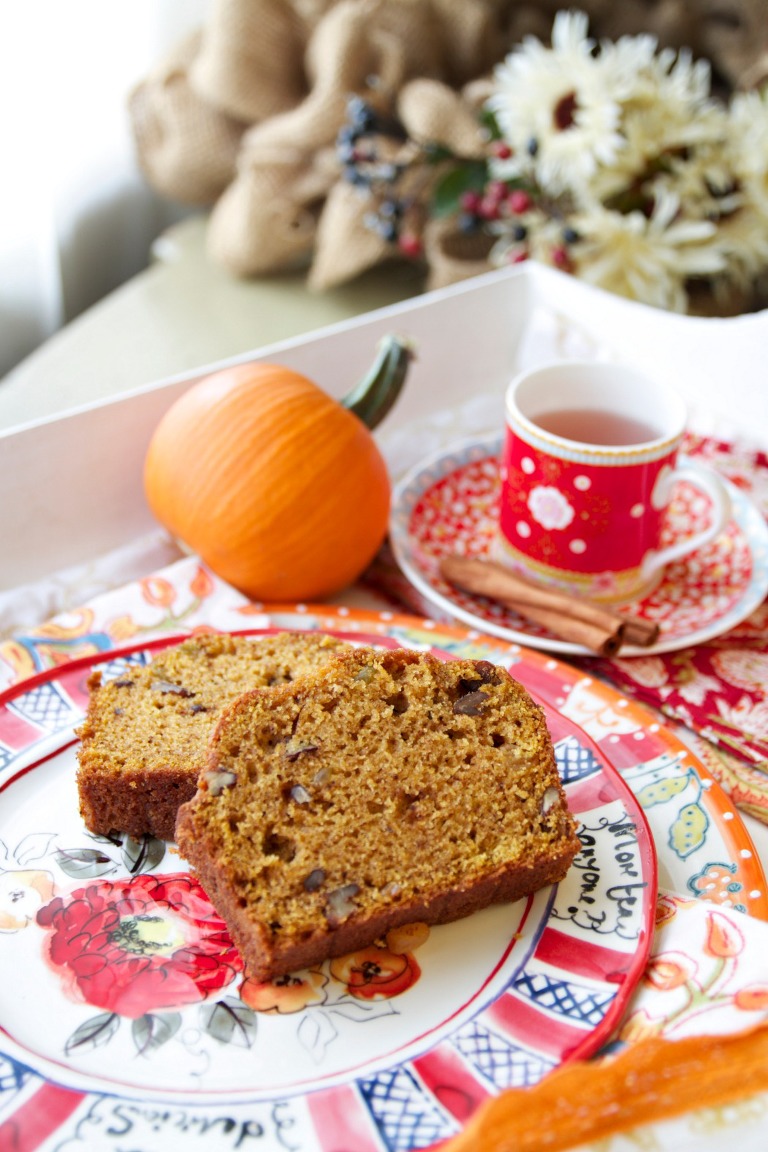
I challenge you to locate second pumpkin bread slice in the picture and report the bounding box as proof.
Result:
[76,630,349,841]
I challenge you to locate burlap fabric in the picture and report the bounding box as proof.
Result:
[128,31,247,207]
[129,0,768,291]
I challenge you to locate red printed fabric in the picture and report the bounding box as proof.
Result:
[586,435,768,773]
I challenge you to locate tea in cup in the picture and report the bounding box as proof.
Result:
[497,361,731,601]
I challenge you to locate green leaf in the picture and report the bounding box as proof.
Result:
[432,161,488,218]
[478,107,502,140]
[55,847,116,879]
[200,997,258,1048]
[132,1012,182,1056]
[424,143,455,164]
[65,1012,120,1054]
[121,834,166,875]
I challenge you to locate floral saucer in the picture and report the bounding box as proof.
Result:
[390,432,768,657]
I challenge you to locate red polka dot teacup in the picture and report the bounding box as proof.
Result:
[497,361,731,601]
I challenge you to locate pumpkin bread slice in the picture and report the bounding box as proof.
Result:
[76,631,349,841]
[176,646,581,981]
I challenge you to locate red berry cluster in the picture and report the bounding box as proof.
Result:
[460,184,533,224]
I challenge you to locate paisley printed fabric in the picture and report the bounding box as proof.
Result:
[581,435,768,821]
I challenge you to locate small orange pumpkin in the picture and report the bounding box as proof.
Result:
[144,337,413,602]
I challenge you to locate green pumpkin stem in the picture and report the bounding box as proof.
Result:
[342,334,416,431]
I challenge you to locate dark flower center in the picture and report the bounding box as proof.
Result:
[109,913,184,956]
[274,974,303,988]
[554,91,578,130]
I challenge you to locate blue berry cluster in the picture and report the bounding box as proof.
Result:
[336,96,423,257]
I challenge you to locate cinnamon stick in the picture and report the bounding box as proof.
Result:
[439,556,659,655]
[621,617,661,646]
[513,605,624,657]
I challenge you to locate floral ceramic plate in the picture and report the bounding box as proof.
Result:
[0,624,661,1152]
[389,433,768,657]
[0,610,765,1152]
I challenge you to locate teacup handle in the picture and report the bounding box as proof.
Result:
[641,458,731,582]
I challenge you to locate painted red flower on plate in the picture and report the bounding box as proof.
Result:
[37,873,242,1019]
[330,946,422,1000]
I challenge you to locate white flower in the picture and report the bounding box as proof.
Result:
[527,485,575,530]
[645,46,713,120]
[653,138,739,219]
[488,10,625,195]
[727,90,768,198]
[708,90,768,282]
[478,9,768,313]
[593,30,659,100]
[571,189,725,312]
[713,203,768,285]
[589,97,728,205]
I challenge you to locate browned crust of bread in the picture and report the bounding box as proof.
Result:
[79,766,195,842]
